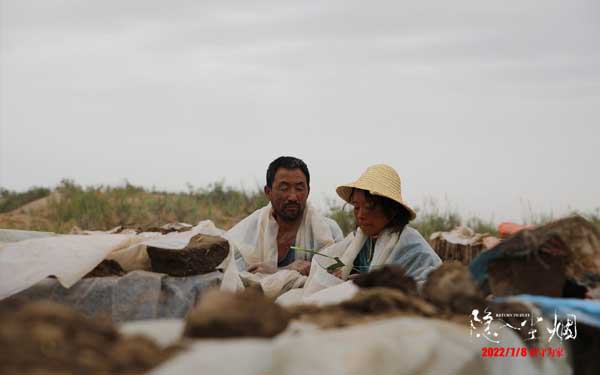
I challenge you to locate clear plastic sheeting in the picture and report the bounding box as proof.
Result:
[0,234,137,299]
[0,220,227,300]
[5,271,222,322]
[0,228,56,245]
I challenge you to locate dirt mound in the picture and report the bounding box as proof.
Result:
[148,234,229,276]
[288,288,438,329]
[341,288,437,316]
[137,222,193,234]
[184,288,291,339]
[289,264,487,330]
[490,216,600,293]
[351,265,417,296]
[0,194,55,230]
[488,253,567,297]
[422,261,486,314]
[84,259,126,278]
[0,300,177,375]
[8,194,53,214]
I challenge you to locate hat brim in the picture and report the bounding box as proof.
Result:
[336,183,417,220]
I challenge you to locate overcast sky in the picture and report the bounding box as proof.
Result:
[1,0,599,223]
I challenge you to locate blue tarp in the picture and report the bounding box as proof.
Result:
[495,294,600,329]
[468,246,502,287]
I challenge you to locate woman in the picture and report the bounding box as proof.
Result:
[308,164,441,287]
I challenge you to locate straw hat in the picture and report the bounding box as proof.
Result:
[336,164,417,220]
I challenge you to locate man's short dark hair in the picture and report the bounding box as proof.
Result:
[266,156,310,188]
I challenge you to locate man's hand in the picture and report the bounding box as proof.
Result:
[247,262,277,274]
[331,267,359,280]
[284,259,311,276]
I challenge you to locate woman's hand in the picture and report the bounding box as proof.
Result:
[332,268,344,279]
[247,262,277,274]
[332,268,360,280]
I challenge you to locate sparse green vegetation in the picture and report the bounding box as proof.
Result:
[325,198,498,239]
[0,180,268,233]
[0,186,51,213]
[579,208,600,228]
[326,199,355,236]
[0,181,598,237]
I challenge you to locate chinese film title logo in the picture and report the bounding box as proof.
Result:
[470,307,577,344]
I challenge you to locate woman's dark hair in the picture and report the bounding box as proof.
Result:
[266,156,310,188]
[349,188,411,233]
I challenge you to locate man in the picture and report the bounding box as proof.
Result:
[226,156,343,275]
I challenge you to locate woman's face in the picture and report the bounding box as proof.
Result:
[351,189,391,236]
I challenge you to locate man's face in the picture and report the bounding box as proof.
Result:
[265,168,309,221]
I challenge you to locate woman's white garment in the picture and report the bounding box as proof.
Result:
[225,203,343,267]
[281,226,442,305]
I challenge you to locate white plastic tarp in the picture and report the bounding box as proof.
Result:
[276,280,359,307]
[149,316,570,375]
[120,319,185,348]
[0,220,227,300]
[0,234,137,299]
[0,228,56,245]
